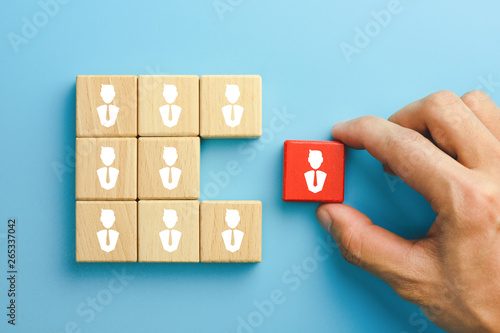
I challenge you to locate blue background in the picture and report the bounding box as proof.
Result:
[1,0,499,332]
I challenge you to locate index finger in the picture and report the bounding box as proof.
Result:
[332,116,466,210]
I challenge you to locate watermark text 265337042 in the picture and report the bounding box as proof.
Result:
[6,218,17,326]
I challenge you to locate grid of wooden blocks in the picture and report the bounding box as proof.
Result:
[75,75,262,263]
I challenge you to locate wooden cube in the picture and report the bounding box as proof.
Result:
[138,75,199,137]
[75,138,137,200]
[200,201,261,263]
[76,201,137,262]
[138,200,199,262]
[200,75,262,138]
[138,137,200,199]
[76,75,137,137]
[282,140,345,202]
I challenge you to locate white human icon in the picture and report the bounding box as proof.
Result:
[96,147,119,190]
[97,84,119,128]
[221,84,244,127]
[159,209,182,252]
[96,209,119,253]
[221,209,244,253]
[304,150,327,193]
[159,84,182,128]
[159,147,182,190]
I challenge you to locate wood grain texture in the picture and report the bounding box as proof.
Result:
[200,75,262,138]
[76,201,137,262]
[138,137,200,199]
[75,138,137,200]
[138,75,199,136]
[138,200,199,262]
[76,75,137,137]
[200,201,261,263]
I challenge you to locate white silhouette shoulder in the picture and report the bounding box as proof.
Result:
[304,170,327,194]
[221,229,244,253]
[159,167,182,190]
[96,229,119,252]
[159,229,182,252]
[222,104,244,128]
[96,167,119,190]
[96,105,119,128]
[159,104,182,128]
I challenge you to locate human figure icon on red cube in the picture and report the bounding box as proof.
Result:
[283,140,345,202]
[304,150,327,193]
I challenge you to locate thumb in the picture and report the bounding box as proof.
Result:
[316,203,416,282]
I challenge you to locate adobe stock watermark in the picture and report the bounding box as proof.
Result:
[51,64,170,183]
[385,173,404,193]
[383,137,436,193]
[475,74,499,95]
[141,64,171,93]
[56,269,135,333]
[213,0,244,21]
[384,87,496,193]
[7,0,72,54]
[234,235,339,333]
[201,106,296,198]
[339,0,405,63]
[400,278,466,333]
[52,145,78,183]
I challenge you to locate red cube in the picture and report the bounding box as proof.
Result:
[282,140,345,202]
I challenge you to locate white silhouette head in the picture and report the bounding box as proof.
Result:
[163,209,178,229]
[225,85,240,104]
[225,209,240,229]
[100,147,116,166]
[100,209,115,229]
[163,84,178,104]
[162,147,178,166]
[308,150,323,170]
[100,84,115,104]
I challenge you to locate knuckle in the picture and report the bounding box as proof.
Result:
[450,176,500,226]
[461,90,490,108]
[481,182,500,205]
[385,129,423,153]
[476,183,500,224]
[464,178,498,204]
[422,91,474,135]
[423,90,461,111]
[354,115,380,131]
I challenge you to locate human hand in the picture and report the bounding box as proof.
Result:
[316,90,500,332]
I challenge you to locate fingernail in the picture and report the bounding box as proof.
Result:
[316,208,332,233]
[333,120,348,130]
[332,120,348,137]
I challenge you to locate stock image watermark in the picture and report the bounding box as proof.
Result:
[57,269,135,333]
[234,235,338,333]
[53,105,296,189]
[213,0,245,21]
[385,173,404,192]
[201,106,296,198]
[400,279,466,333]
[51,64,170,183]
[7,0,72,54]
[339,0,405,63]
[6,218,17,326]
[475,74,499,95]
